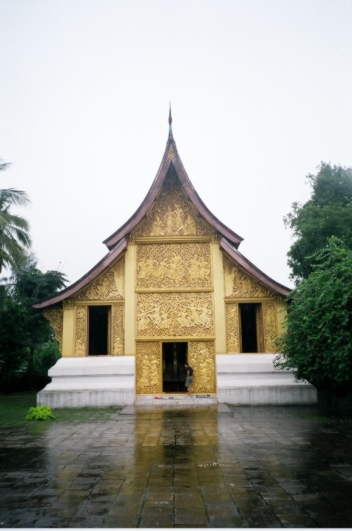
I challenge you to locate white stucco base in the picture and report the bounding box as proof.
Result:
[216,354,317,405]
[37,357,135,408]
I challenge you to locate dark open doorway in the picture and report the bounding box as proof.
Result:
[162,342,187,393]
[88,306,110,355]
[239,303,262,353]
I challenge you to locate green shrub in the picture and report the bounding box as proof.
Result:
[275,238,352,391]
[32,340,61,388]
[26,406,55,421]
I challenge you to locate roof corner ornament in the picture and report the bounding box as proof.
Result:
[168,102,173,139]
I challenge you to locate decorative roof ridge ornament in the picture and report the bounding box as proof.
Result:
[168,102,173,139]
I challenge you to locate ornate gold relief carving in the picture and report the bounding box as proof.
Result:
[136,341,161,394]
[63,299,75,309]
[74,258,124,301]
[43,308,63,352]
[112,305,124,355]
[225,303,240,353]
[263,303,277,352]
[136,243,211,289]
[224,257,276,299]
[75,306,87,356]
[136,292,214,338]
[135,175,214,238]
[189,341,216,393]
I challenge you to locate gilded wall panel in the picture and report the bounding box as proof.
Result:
[73,258,124,301]
[225,303,240,353]
[136,292,214,338]
[134,174,214,238]
[188,341,216,393]
[112,305,124,355]
[136,341,161,394]
[224,257,276,299]
[75,306,87,356]
[136,243,211,289]
[43,308,63,351]
[263,303,277,352]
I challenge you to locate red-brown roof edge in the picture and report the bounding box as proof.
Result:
[220,237,291,297]
[33,238,128,309]
[103,132,243,249]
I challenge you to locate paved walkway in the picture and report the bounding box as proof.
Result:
[0,404,352,528]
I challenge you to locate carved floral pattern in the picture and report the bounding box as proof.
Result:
[43,308,63,352]
[75,306,87,356]
[112,305,124,355]
[136,341,161,394]
[136,292,214,338]
[136,243,211,289]
[263,303,277,352]
[73,259,124,301]
[134,174,214,238]
[224,257,277,299]
[189,341,216,393]
[225,303,240,353]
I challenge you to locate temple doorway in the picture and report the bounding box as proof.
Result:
[239,303,263,353]
[162,342,187,393]
[88,306,110,355]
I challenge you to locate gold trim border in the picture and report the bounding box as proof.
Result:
[136,336,215,342]
[134,236,212,244]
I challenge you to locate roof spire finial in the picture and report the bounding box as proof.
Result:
[168,102,173,139]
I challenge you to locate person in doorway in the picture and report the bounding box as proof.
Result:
[184,363,194,397]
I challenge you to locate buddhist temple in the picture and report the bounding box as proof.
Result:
[35,111,317,407]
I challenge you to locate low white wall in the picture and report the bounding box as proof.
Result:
[216,354,317,405]
[37,356,135,408]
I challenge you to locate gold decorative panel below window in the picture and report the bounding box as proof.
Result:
[225,303,240,353]
[136,341,161,394]
[263,303,277,352]
[189,341,216,394]
[75,306,87,356]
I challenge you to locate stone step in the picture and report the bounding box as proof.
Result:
[135,394,218,406]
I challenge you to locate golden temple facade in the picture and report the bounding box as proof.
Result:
[36,116,289,396]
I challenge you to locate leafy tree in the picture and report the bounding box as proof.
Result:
[275,238,352,391]
[0,256,67,392]
[10,256,67,388]
[0,160,31,273]
[0,298,30,392]
[285,163,352,283]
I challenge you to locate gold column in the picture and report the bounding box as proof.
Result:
[211,241,226,354]
[124,243,136,355]
[276,303,287,337]
[62,302,75,357]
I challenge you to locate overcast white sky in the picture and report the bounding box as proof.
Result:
[1,0,351,289]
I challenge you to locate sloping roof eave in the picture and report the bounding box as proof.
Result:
[220,237,291,297]
[33,237,128,309]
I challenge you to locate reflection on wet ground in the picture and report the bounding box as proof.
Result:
[0,404,352,527]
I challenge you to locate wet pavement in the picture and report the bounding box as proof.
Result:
[0,404,352,528]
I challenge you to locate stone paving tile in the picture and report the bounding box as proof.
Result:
[1,404,352,527]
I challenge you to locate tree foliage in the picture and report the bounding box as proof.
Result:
[0,256,67,392]
[275,238,352,390]
[0,160,31,273]
[285,163,352,283]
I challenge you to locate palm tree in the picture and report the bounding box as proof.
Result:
[0,160,31,274]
